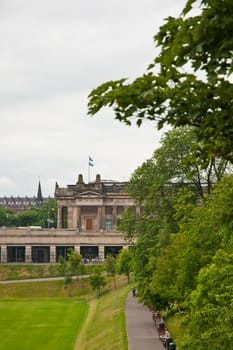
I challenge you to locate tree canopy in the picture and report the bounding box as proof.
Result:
[88,0,233,162]
[116,126,233,348]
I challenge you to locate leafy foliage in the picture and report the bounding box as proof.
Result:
[0,199,57,228]
[105,254,117,289]
[88,0,233,161]
[57,249,83,290]
[116,248,133,282]
[90,266,107,297]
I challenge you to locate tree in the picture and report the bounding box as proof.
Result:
[116,248,133,283]
[37,199,57,228]
[57,249,83,291]
[182,250,233,349]
[117,207,137,240]
[0,208,14,226]
[118,128,232,307]
[88,0,233,162]
[15,208,41,227]
[149,174,233,312]
[57,255,72,290]
[105,254,117,289]
[90,266,107,297]
[67,249,82,276]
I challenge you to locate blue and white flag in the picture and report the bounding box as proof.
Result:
[89,156,94,167]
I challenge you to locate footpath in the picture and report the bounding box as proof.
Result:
[126,292,164,350]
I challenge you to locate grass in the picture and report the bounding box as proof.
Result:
[0,278,93,299]
[0,264,59,280]
[74,279,131,350]
[0,263,97,280]
[165,312,188,348]
[0,299,88,350]
[0,274,131,350]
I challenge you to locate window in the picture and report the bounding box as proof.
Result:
[105,206,112,215]
[105,219,112,231]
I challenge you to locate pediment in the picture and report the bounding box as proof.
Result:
[78,191,103,197]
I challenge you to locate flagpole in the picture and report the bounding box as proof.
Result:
[88,156,94,183]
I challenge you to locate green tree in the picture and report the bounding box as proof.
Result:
[37,199,57,228]
[118,207,137,240]
[90,266,107,297]
[105,254,117,289]
[15,208,40,227]
[88,0,233,162]
[57,250,83,290]
[0,208,14,226]
[182,250,233,349]
[119,128,231,307]
[116,248,133,283]
[57,255,72,289]
[150,175,233,312]
[67,249,83,276]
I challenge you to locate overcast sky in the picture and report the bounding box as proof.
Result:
[0,0,187,197]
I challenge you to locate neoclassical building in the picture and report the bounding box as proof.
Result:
[55,174,134,231]
[0,174,136,263]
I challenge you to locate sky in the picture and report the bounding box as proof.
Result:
[0,0,187,197]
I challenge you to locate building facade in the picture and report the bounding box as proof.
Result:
[55,174,134,231]
[0,174,136,263]
[0,181,49,212]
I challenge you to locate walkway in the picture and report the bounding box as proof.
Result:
[126,292,164,350]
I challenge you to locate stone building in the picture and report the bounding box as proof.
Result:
[55,174,134,231]
[0,181,49,212]
[0,174,136,263]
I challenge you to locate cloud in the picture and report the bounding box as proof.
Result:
[0,0,187,196]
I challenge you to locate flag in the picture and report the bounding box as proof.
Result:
[89,156,94,167]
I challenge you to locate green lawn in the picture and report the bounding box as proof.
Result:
[74,283,131,350]
[0,299,88,350]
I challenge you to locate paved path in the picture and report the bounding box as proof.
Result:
[126,292,164,350]
[0,275,89,284]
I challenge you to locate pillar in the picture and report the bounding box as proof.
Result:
[57,207,62,229]
[74,245,80,255]
[112,205,117,227]
[72,207,78,229]
[98,206,105,230]
[50,245,56,263]
[77,206,81,231]
[67,207,73,229]
[25,246,32,263]
[98,245,105,262]
[1,246,7,263]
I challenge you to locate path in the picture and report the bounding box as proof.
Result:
[0,275,89,284]
[126,292,164,350]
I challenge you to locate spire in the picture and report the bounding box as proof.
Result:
[37,181,43,203]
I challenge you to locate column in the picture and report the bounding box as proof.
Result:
[67,207,73,229]
[74,245,80,255]
[72,207,78,229]
[98,245,105,262]
[25,246,32,263]
[50,245,56,263]
[77,207,81,231]
[112,205,117,228]
[1,246,7,263]
[98,206,105,230]
[57,207,62,229]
